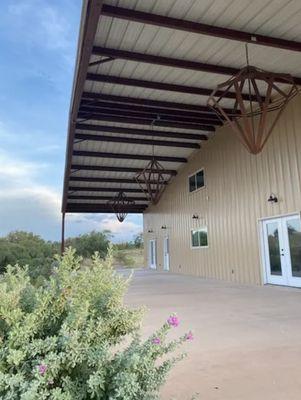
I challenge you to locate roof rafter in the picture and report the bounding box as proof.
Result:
[73,150,187,163]
[69,177,168,185]
[78,106,220,127]
[80,99,222,120]
[66,204,146,213]
[68,195,149,201]
[74,133,201,149]
[70,164,177,175]
[81,92,234,114]
[101,4,301,53]
[69,186,153,194]
[77,112,215,132]
[76,123,208,140]
[86,73,258,101]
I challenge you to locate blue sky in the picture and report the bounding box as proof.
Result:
[0,0,143,242]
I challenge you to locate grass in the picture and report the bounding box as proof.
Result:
[112,248,144,268]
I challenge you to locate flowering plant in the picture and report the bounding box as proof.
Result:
[0,247,192,399]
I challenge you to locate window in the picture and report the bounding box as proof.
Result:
[189,169,205,193]
[191,227,208,248]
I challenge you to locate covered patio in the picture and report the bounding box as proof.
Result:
[125,269,301,400]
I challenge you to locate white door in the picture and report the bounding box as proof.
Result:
[149,240,157,269]
[163,236,170,271]
[262,214,301,287]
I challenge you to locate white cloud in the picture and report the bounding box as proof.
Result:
[0,148,143,242]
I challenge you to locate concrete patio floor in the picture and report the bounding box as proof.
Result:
[124,269,301,400]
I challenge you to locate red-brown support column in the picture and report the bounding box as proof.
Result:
[61,212,66,255]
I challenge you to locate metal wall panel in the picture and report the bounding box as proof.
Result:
[143,95,301,285]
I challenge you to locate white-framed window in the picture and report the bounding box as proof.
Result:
[189,169,205,193]
[191,227,208,248]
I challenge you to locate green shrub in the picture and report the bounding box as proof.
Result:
[0,247,192,399]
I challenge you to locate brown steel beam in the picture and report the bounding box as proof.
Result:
[69,176,168,185]
[101,5,301,53]
[86,72,258,101]
[80,99,222,120]
[62,0,104,213]
[71,163,177,175]
[66,205,146,213]
[76,123,208,141]
[77,112,215,132]
[69,186,152,193]
[68,195,149,201]
[72,150,187,163]
[74,133,201,149]
[92,46,301,86]
[81,91,234,114]
[79,105,222,126]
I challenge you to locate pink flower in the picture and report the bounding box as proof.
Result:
[38,364,47,376]
[152,337,161,345]
[185,331,194,341]
[167,314,180,327]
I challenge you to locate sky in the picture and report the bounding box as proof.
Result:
[0,0,143,242]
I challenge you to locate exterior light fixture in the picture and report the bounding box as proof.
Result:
[148,229,154,233]
[161,225,167,230]
[135,116,171,204]
[192,214,199,220]
[107,191,135,222]
[268,194,278,203]
[207,45,298,154]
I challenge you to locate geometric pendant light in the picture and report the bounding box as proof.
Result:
[107,190,135,222]
[135,116,171,205]
[207,48,298,154]
[135,158,171,205]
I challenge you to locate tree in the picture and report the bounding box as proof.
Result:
[65,230,111,258]
[134,232,144,248]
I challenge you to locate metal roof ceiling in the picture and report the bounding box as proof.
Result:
[62,0,301,215]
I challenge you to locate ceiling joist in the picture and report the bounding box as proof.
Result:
[80,99,222,120]
[69,177,168,185]
[73,150,187,163]
[86,73,259,101]
[101,4,301,53]
[76,123,208,141]
[81,92,234,114]
[70,164,177,176]
[74,133,201,149]
[77,112,215,132]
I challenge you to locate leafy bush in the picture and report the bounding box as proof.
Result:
[65,230,110,259]
[0,248,192,399]
[0,231,58,281]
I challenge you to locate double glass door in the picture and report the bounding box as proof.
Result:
[262,214,301,287]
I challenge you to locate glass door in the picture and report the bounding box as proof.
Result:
[262,214,301,287]
[163,237,170,271]
[282,215,301,287]
[149,240,157,269]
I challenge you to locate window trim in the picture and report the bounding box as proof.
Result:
[188,168,205,194]
[190,226,209,249]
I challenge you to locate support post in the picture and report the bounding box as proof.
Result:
[61,212,65,255]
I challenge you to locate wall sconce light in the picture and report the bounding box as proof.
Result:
[192,214,199,220]
[148,229,153,233]
[161,225,167,230]
[268,194,278,203]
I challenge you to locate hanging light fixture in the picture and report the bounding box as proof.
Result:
[135,116,171,205]
[207,45,298,154]
[107,190,135,222]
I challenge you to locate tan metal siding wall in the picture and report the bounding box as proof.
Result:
[143,94,301,285]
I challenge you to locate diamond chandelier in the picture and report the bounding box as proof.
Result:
[107,190,135,223]
[207,45,298,154]
[135,117,171,205]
